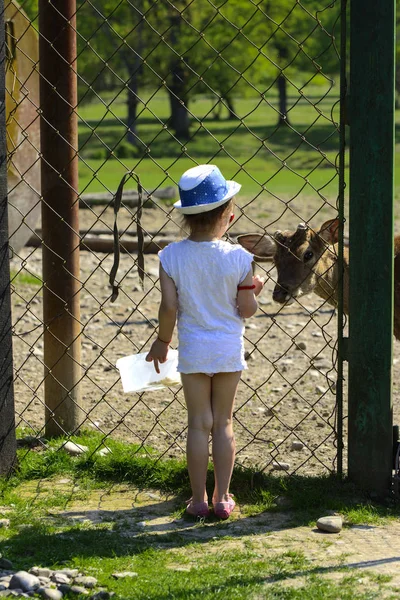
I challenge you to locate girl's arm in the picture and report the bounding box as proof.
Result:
[237,269,264,318]
[146,264,178,373]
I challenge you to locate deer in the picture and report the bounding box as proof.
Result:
[237,218,400,340]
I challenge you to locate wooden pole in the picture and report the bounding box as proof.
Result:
[0,0,16,473]
[39,0,83,436]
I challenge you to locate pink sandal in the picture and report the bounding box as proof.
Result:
[185,499,210,518]
[213,494,236,519]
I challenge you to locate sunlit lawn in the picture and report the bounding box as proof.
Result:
[77,87,342,201]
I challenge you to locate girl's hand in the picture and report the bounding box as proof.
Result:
[253,275,265,296]
[145,339,169,374]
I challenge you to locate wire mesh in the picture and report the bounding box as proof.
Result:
[5,0,346,477]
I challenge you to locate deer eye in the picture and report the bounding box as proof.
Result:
[303,250,314,262]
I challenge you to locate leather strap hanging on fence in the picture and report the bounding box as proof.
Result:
[109,171,145,302]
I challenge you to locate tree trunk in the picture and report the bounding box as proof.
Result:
[120,22,142,147]
[127,75,139,146]
[277,74,289,126]
[168,62,190,139]
[225,95,237,120]
[167,11,190,139]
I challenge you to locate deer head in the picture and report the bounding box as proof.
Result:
[237,219,339,305]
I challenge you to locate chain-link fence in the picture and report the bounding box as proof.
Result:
[5,0,346,477]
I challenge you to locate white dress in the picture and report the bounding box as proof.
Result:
[158,239,254,374]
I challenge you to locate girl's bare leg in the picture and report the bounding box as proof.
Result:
[211,371,241,503]
[181,373,213,504]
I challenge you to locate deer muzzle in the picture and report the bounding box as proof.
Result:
[273,282,296,305]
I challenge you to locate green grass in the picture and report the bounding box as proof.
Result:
[77,89,342,202]
[10,269,42,287]
[6,430,400,524]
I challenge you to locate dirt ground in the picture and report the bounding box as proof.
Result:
[10,191,400,478]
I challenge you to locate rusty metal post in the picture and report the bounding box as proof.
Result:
[39,0,82,436]
[0,0,16,473]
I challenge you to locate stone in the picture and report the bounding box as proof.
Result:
[70,586,89,595]
[309,370,320,378]
[316,386,328,394]
[57,585,70,596]
[73,576,97,589]
[50,573,70,585]
[97,448,111,457]
[295,341,307,350]
[9,572,40,592]
[0,560,13,571]
[291,441,304,451]
[62,442,89,456]
[30,569,52,579]
[37,587,63,600]
[0,521,10,529]
[272,461,290,471]
[316,516,343,533]
[29,568,40,577]
[112,572,138,579]
[58,570,79,579]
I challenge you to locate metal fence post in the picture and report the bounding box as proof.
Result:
[39,0,82,437]
[348,0,395,494]
[0,0,16,474]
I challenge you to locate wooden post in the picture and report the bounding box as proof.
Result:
[39,0,82,436]
[0,0,17,474]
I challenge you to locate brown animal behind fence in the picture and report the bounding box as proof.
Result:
[238,219,400,340]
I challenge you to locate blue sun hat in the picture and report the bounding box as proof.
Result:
[173,164,241,214]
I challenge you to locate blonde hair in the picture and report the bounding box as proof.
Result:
[181,199,233,236]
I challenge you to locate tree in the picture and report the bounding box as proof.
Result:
[258,0,341,127]
[74,0,342,141]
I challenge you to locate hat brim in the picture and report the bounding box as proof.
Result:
[173,180,241,214]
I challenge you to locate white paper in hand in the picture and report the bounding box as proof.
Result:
[116,349,181,393]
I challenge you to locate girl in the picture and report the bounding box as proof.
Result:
[146,164,264,519]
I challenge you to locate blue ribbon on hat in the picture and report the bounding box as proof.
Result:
[178,168,228,208]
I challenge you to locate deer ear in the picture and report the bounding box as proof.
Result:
[236,233,276,258]
[318,219,340,244]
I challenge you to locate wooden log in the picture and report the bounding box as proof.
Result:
[29,228,171,239]
[27,233,174,253]
[26,230,349,255]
